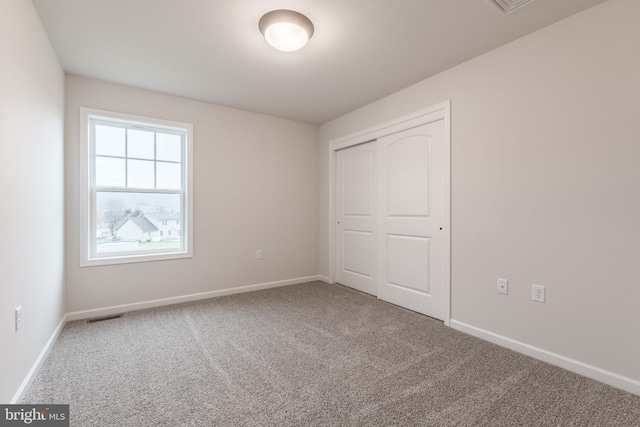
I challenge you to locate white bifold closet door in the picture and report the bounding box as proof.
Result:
[377,121,447,320]
[336,141,377,295]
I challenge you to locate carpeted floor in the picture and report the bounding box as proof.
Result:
[23,281,640,426]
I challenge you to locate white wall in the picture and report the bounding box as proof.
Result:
[319,0,640,384]
[0,1,65,403]
[65,75,319,313]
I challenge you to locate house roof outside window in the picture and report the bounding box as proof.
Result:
[144,212,180,221]
[115,216,159,233]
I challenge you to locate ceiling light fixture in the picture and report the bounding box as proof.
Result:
[259,10,314,52]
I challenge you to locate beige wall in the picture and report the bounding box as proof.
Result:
[0,0,65,403]
[65,75,319,313]
[319,0,640,382]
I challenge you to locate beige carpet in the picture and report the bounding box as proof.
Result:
[23,281,640,426]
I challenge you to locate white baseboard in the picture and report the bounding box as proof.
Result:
[317,275,333,283]
[11,313,68,404]
[65,275,322,321]
[449,320,640,396]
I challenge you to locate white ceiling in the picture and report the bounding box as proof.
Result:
[32,0,607,124]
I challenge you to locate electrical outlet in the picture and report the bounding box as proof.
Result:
[15,306,22,331]
[256,249,263,260]
[497,278,508,295]
[532,284,545,303]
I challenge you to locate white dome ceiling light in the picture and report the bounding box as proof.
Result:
[258,10,314,52]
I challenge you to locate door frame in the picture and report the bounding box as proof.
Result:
[328,100,451,326]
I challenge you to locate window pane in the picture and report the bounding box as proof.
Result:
[156,162,181,189]
[127,129,154,159]
[127,159,154,188]
[96,191,181,254]
[96,156,125,187]
[156,133,181,162]
[95,125,125,157]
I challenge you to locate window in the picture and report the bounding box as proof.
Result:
[80,108,193,266]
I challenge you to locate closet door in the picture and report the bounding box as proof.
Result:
[336,141,376,295]
[377,121,447,319]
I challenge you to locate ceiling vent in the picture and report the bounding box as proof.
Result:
[486,0,536,15]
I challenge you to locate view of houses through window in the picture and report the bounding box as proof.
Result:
[96,192,181,253]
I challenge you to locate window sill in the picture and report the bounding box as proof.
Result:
[80,250,192,267]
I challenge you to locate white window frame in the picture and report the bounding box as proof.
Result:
[79,107,193,267]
